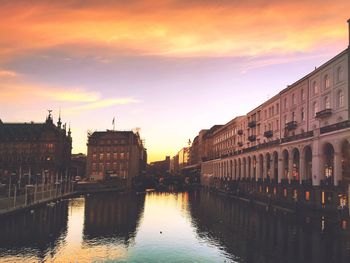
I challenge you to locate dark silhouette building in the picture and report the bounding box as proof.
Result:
[0,112,72,184]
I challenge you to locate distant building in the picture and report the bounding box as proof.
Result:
[0,112,72,184]
[70,153,87,179]
[148,156,170,175]
[169,154,179,174]
[178,147,190,169]
[86,130,147,186]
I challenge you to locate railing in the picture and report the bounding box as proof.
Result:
[281,131,313,143]
[0,181,75,214]
[320,120,350,134]
[316,108,332,118]
[248,135,256,142]
[285,121,297,130]
[248,120,256,128]
[264,130,273,138]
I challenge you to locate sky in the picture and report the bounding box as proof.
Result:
[0,0,349,162]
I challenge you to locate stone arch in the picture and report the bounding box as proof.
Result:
[248,156,251,179]
[302,145,312,181]
[238,158,242,179]
[243,157,247,178]
[265,152,272,179]
[291,147,300,181]
[259,153,264,179]
[234,159,237,180]
[322,142,335,184]
[252,155,257,179]
[341,139,350,184]
[282,149,289,179]
[273,151,278,182]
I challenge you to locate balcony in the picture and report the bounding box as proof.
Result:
[263,130,273,138]
[320,120,350,134]
[281,131,313,143]
[316,108,332,118]
[285,121,297,131]
[248,120,256,128]
[248,135,256,142]
[237,129,243,135]
[237,142,243,147]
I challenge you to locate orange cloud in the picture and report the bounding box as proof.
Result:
[0,0,348,61]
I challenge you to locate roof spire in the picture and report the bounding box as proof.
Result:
[57,108,62,128]
[68,122,71,137]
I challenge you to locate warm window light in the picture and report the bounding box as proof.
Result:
[305,191,310,201]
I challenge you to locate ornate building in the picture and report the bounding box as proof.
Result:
[200,20,350,212]
[86,130,147,186]
[0,112,72,185]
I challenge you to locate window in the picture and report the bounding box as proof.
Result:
[292,93,295,105]
[337,67,344,82]
[312,81,318,95]
[301,108,305,121]
[272,106,274,115]
[338,90,344,108]
[324,96,330,109]
[292,112,295,121]
[99,153,104,161]
[324,74,330,89]
[284,98,288,110]
[284,115,287,124]
[276,119,279,130]
[301,89,305,101]
[312,101,319,116]
[276,103,279,114]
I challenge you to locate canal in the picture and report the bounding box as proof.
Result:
[0,190,350,262]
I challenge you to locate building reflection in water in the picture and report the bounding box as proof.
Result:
[0,200,68,261]
[83,192,145,247]
[188,190,350,263]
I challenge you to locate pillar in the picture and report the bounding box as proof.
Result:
[312,154,321,186]
[300,152,305,183]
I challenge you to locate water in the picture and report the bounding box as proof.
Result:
[0,190,350,262]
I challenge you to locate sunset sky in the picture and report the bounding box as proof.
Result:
[0,0,349,162]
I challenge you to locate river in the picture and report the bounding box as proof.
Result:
[0,190,349,262]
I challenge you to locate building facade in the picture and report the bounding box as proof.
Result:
[201,21,350,212]
[0,113,72,185]
[86,130,147,186]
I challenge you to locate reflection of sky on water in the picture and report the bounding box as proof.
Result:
[0,191,349,262]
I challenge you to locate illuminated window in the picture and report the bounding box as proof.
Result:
[305,191,310,201]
